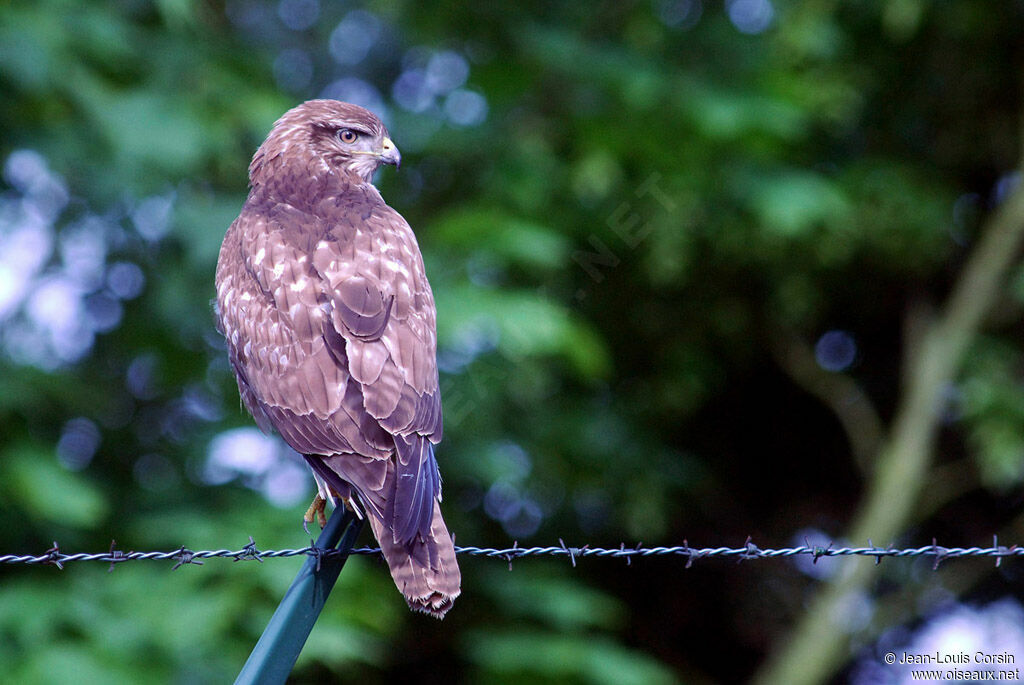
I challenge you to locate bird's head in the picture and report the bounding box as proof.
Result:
[250,100,401,189]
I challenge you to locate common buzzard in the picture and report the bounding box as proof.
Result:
[215,100,460,617]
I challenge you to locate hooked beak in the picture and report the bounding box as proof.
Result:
[379,137,401,169]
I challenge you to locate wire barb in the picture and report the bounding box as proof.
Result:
[559,538,580,567]
[308,544,327,572]
[44,542,63,570]
[866,538,882,565]
[681,539,694,568]
[740,536,761,563]
[171,547,203,570]
[107,540,126,573]
[930,537,949,570]
[235,536,263,563]
[992,534,1016,569]
[806,537,834,565]
[505,541,519,571]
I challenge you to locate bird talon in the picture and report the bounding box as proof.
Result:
[303,494,328,532]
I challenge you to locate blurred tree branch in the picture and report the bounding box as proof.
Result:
[915,457,978,521]
[770,332,883,473]
[754,167,1024,685]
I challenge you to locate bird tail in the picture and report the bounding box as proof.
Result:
[366,498,461,618]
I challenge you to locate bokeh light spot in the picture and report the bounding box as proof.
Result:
[277,0,319,30]
[444,89,488,127]
[815,329,857,372]
[425,50,469,94]
[393,69,435,113]
[273,48,314,92]
[56,417,101,471]
[657,0,703,29]
[205,427,279,485]
[329,11,381,65]
[320,78,389,123]
[131,194,174,242]
[726,0,774,34]
[107,261,145,300]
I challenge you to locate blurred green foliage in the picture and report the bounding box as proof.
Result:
[1,1,1023,682]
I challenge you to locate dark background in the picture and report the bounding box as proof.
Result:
[2,1,1024,682]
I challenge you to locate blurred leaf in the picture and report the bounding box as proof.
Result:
[517,25,669,110]
[436,285,610,379]
[20,643,138,685]
[464,629,677,685]
[2,442,108,529]
[478,567,624,631]
[432,207,572,272]
[681,86,809,142]
[296,619,384,673]
[173,187,248,269]
[959,340,1024,488]
[0,8,61,89]
[742,169,850,237]
[86,91,207,175]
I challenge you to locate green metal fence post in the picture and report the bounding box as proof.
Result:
[235,506,365,684]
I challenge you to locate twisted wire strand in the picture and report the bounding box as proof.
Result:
[1,538,1019,569]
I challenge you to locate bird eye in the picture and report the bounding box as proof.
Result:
[338,129,358,144]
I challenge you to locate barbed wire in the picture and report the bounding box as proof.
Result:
[0,536,1019,571]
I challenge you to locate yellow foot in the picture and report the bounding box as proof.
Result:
[303,494,327,535]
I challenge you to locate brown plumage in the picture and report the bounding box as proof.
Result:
[215,100,460,617]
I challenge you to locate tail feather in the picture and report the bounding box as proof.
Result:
[392,434,439,544]
[304,450,460,617]
[366,498,461,618]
